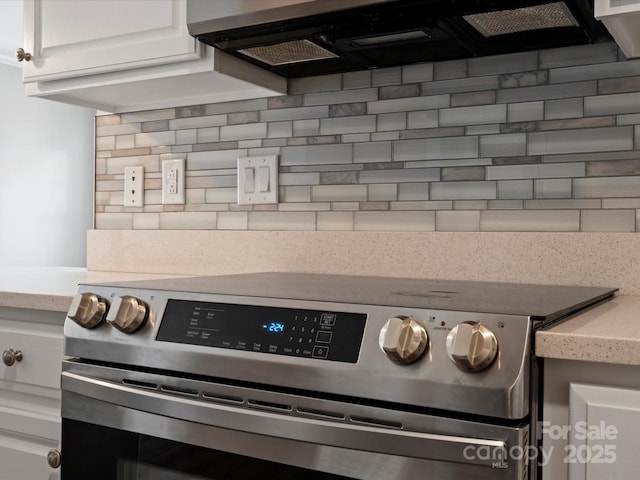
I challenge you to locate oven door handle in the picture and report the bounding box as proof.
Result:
[62,371,508,467]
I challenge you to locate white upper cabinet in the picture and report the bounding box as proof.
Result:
[595,0,640,58]
[20,0,286,113]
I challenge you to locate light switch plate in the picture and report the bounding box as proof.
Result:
[237,155,278,205]
[124,166,144,207]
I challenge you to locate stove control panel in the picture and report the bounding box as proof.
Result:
[156,300,367,363]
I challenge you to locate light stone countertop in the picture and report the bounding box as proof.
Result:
[536,295,640,366]
[0,267,189,312]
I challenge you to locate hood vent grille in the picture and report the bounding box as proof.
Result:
[464,2,579,38]
[239,40,339,66]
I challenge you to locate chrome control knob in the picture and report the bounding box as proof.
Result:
[379,315,428,364]
[67,293,108,329]
[446,321,498,372]
[106,296,148,333]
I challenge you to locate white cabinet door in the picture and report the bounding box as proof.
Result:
[569,383,640,480]
[0,314,63,480]
[22,0,201,82]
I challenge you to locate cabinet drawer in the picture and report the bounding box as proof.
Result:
[0,321,63,391]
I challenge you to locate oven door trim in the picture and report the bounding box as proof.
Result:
[62,370,505,465]
[60,363,529,479]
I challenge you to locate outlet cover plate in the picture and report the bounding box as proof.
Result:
[124,166,144,207]
[237,155,278,205]
[162,159,185,204]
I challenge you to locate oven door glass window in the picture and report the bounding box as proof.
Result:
[62,419,354,480]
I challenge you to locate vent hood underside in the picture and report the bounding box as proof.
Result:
[188,0,612,78]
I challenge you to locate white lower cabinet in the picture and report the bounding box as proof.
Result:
[543,359,640,480]
[0,307,64,480]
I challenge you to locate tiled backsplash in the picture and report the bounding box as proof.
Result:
[95,42,640,232]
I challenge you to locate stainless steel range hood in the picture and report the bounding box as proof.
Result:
[187,0,611,78]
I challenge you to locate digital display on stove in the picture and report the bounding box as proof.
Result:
[156,300,367,363]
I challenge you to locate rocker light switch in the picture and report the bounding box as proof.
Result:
[244,167,255,193]
[237,155,278,205]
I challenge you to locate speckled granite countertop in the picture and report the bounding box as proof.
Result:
[0,267,189,312]
[536,295,640,366]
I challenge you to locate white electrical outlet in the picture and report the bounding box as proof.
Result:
[162,159,185,204]
[124,166,144,207]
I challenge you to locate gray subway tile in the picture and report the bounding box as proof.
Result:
[379,84,420,100]
[369,184,398,201]
[359,168,439,184]
[354,142,392,163]
[585,92,640,116]
[187,149,248,170]
[398,183,429,200]
[451,90,496,107]
[403,63,434,83]
[268,96,302,110]
[496,81,597,104]
[542,150,640,164]
[599,75,640,95]
[260,105,329,122]
[581,210,636,232]
[293,119,320,136]
[587,159,640,177]
[159,212,216,230]
[320,115,377,135]
[304,88,377,106]
[508,102,544,122]
[480,133,527,157]
[534,178,572,199]
[205,187,237,203]
[368,95,449,114]
[328,103,367,117]
[372,67,402,86]
[169,115,226,130]
[289,74,342,94]
[574,176,640,198]
[436,211,480,231]
[205,98,267,115]
[391,200,452,210]
[422,75,500,96]
[407,110,438,129]
[279,172,320,186]
[481,210,579,231]
[469,51,538,76]
[394,136,478,161]
[497,180,533,199]
[377,112,406,132]
[248,212,316,230]
[317,212,354,230]
[220,123,267,141]
[488,200,523,209]
[433,59,467,80]
[281,186,311,203]
[540,43,618,69]
[267,121,293,139]
[431,181,497,200]
[545,98,584,120]
[499,70,548,89]
[354,211,435,231]
[487,162,585,180]
[525,199,600,209]
[280,144,353,166]
[440,104,506,127]
[217,212,248,230]
[453,200,487,210]
[343,71,371,90]
[441,166,485,181]
[528,127,634,155]
[549,59,640,84]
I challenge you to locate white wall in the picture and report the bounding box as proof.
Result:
[0,63,96,266]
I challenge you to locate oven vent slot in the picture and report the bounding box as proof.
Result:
[202,391,244,405]
[247,399,293,413]
[122,379,158,391]
[349,415,403,430]
[160,385,200,397]
[296,407,345,421]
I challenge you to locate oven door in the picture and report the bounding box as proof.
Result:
[60,361,528,480]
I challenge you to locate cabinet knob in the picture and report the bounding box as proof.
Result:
[47,449,61,469]
[2,348,23,367]
[16,48,32,62]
